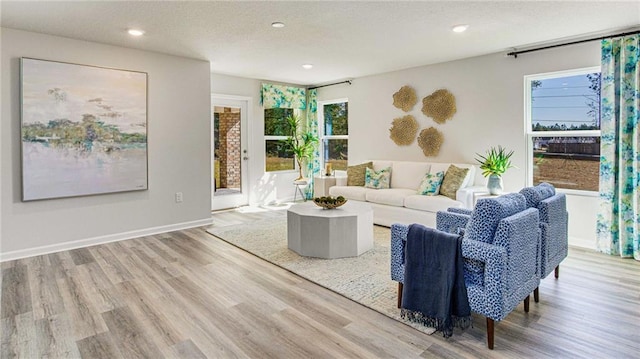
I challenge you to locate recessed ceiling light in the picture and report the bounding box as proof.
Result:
[271,22,285,28]
[127,29,145,36]
[302,64,313,69]
[452,24,469,33]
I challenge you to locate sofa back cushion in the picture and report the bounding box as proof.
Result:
[346,161,373,186]
[465,193,527,243]
[389,161,431,189]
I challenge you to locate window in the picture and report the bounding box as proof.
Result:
[318,99,348,171]
[264,108,295,172]
[525,67,601,192]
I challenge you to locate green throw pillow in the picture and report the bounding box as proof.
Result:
[364,167,391,189]
[440,165,469,199]
[347,161,373,186]
[417,171,444,196]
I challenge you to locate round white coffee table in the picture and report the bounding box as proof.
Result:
[287,201,374,259]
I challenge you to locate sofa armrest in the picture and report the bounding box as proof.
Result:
[456,185,487,209]
[335,175,348,186]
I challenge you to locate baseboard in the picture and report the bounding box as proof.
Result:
[568,235,595,250]
[0,218,213,262]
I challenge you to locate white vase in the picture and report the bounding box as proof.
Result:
[487,174,503,195]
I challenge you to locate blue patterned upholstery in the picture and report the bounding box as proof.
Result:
[390,193,541,347]
[520,183,568,279]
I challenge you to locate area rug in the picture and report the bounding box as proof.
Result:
[205,212,436,335]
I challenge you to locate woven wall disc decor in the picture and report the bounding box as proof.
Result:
[392,85,418,112]
[389,115,419,145]
[421,89,457,124]
[417,127,444,157]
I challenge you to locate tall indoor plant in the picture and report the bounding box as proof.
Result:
[475,146,514,195]
[283,114,318,180]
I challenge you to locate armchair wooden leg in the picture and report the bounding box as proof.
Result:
[397,282,403,308]
[524,295,530,313]
[555,266,560,279]
[534,287,540,303]
[486,318,495,350]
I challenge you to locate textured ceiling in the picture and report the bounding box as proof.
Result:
[2,1,639,86]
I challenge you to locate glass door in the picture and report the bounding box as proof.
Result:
[211,96,249,210]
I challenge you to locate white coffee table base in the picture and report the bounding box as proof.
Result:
[287,201,374,259]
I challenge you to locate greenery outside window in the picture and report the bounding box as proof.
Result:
[525,67,601,193]
[264,108,296,172]
[318,99,348,171]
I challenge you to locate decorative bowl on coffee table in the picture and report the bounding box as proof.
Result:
[313,196,347,209]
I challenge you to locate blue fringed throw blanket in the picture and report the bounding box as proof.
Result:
[401,224,471,337]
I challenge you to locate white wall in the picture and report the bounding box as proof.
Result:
[318,43,601,247]
[1,28,213,260]
[211,73,306,206]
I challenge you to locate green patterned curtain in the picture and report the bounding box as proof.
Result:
[260,83,306,109]
[596,34,640,261]
[304,89,320,199]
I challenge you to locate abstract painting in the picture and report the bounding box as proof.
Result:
[20,58,148,201]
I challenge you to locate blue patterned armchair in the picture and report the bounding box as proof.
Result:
[519,183,568,302]
[390,193,541,349]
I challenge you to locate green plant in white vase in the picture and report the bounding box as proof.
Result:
[283,114,318,180]
[475,146,514,195]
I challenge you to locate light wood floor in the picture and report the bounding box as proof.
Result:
[2,207,639,358]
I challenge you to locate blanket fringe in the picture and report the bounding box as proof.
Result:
[401,309,471,338]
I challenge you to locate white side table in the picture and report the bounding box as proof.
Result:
[313,176,336,197]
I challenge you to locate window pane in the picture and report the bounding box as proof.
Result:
[323,139,348,170]
[531,73,601,131]
[264,108,293,136]
[532,136,600,191]
[265,140,294,172]
[323,102,348,136]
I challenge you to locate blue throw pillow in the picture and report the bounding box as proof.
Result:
[417,171,444,195]
[364,167,391,189]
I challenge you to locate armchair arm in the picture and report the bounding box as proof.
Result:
[448,207,473,216]
[390,223,409,282]
[461,238,509,320]
[436,211,470,234]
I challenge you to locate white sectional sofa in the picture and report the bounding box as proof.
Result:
[329,160,485,228]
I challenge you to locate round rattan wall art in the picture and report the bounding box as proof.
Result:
[392,85,418,112]
[421,89,456,124]
[389,115,419,145]
[417,127,444,157]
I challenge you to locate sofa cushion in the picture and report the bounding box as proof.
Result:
[365,188,416,207]
[417,171,444,195]
[465,193,527,243]
[346,162,373,186]
[404,194,463,213]
[440,165,470,200]
[329,186,370,201]
[372,161,393,172]
[390,161,431,190]
[365,167,391,189]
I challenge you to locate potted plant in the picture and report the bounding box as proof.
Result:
[475,146,514,195]
[283,114,318,180]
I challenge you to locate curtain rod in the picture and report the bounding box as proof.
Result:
[507,29,640,58]
[308,80,352,90]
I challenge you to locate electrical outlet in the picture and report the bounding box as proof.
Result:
[175,192,183,203]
